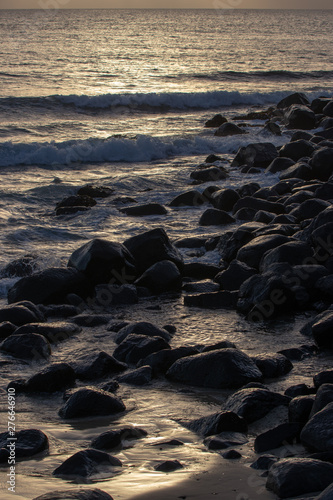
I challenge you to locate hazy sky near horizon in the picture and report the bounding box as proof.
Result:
[0,0,332,9]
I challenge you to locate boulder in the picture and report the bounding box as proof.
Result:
[301,402,333,452]
[310,384,333,416]
[323,100,333,117]
[284,383,313,397]
[0,429,48,462]
[266,458,333,498]
[236,234,290,269]
[223,388,290,423]
[288,395,315,424]
[74,352,127,380]
[124,228,183,274]
[233,197,285,216]
[77,185,113,198]
[237,182,261,197]
[117,365,152,385]
[169,190,207,207]
[115,322,171,344]
[14,321,81,344]
[120,203,167,216]
[199,208,235,226]
[314,182,333,201]
[166,348,262,389]
[210,188,240,212]
[231,143,278,169]
[312,311,333,348]
[53,449,121,477]
[253,210,275,223]
[221,449,242,459]
[253,353,293,379]
[135,260,182,293]
[205,114,227,127]
[277,93,310,109]
[0,321,16,340]
[260,241,314,272]
[0,333,51,361]
[185,411,248,437]
[285,104,316,130]
[289,199,330,221]
[310,147,333,181]
[0,304,41,326]
[218,228,254,262]
[154,460,183,472]
[113,334,170,365]
[190,166,228,182]
[214,260,257,291]
[138,346,199,375]
[204,431,248,450]
[311,98,332,114]
[250,455,278,470]
[59,388,125,418]
[1,254,38,278]
[91,431,121,451]
[214,122,246,136]
[25,363,76,392]
[280,162,313,181]
[279,140,316,161]
[314,370,333,388]
[254,422,301,453]
[33,489,114,500]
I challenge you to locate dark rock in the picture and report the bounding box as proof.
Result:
[0,333,51,361]
[174,236,207,248]
[71,314,113,327]
[185,411,248,437]
[233,196,285,216]
[56,195,96,210]
[233,208,256,221]
[283,190,314,206]
[77,185,113,198]
[214,260,257,291]
[316,482,333,499]
[115,322,171,344]
[253,210,275,223]
[289,199,330,221]
[151,439,184,447]
[74,352,127,380]
[107,320,129,333]
[59,388,125,418]
[68,239,136,286]
[280,162,313,181]
[100,381,119,393]
[183,291,238,309]
[33,489,114,500]
[266,457,333,498]
[8,268,90,305]
[210,188,240,212]
[223,388,290,423]
[221,449,242,459]
[0,321,16,340]
[285,104,316,130]
[169,190,207,207]
[14,321,81,344]
[236,234,289,269]
[190,166,228,182]
[253,353,293,379]
[183,280,220,293]
[291,130,314,141]
[113,334,170,365]
[314,370,333,388]
[202,340,237,352]
[217,228,254,263]
[154,460,183,472]
[25,363,76,392]
[277,93,310,109]
[183,263,220,280]
[205,154,224,163]
[250,455,278,470]
[124,228,183,275]
[288,396,315,424]
[94,284,138,306]
[215,122,246,136]
[0,429,48,461]
[237,182,261,197]
[1,254,38,278]
[205,114,227,127]
[312,311,333,348]
[91,427,146,451]
[53,449,121,477]
[138,346,199,375]
[315,275,333,301]
[40,304,80,319]
[311,98,332,114]
[232,143,278,169]
[323,100,333,117]
[120,203,167,216]
[204,431,248,450]
[55,206,91,216]
[260,241,314,273]
[310,147,333,181]
[254,423,301,453]
[279,140,316,161]
[262,121,281,136]
[199,208,235,226]
[135,260,182,293]
[314,182,333,201]
[166,348,262,389]
[0,304,42,326]
[117,365,152,385]
[284,383,313,397]
[310,384,333,416]
[301,402,333,452]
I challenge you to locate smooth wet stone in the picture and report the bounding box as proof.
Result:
[154,460,183,472]
[214,122,246,136]
[309,384,333,417]
[266,458,333,498]
[117,365,152,385]
[71,314,113,327]
[260,241,314,273]
[24,363,76,392]
[277,93,310,109]
[135,260,182,293]
[254,422,301,453]
[56,195,96,210]
[0,321,16,340]
[59,388,125,419]
[312,311,333,349]
[310,147,333,181]
[91,426,146,451]
[301,402,333,452]
[233,196,285,216]
[201,340,236,352]
[115,321,171,344]
[204,431,248,450]
[231,142,278,168]
[14,321,81,343]
[185,411,248,437]
[314,370,333,388]
[0,429,48,461]
[285,104,316,130]
[152,439,184,447]
[253,353,293,378]
[0,304,42,326]
[120,203,167,216]
[210,188,240,212]
[236,234,289,269]
[266,157,295,174]
[199,208,235,226]
[190,166,228,182]
[113,334,170,365]
[53,449,122,478]
[284,383,313,398]
[68,238,136,286]
[74,352,127,380]
[169,190,207,207]
[223,388,290,424]
[221,449,242,459]
[33,489,114,500]
[288,395,315,424]
[182,279,220,293]
[40,304,80,319]
[138,346,199,375]
[279,139,316,161]
[250,455,278,470]
[0,333,51,361]
[205,114,227,127]
[166,348,262,389]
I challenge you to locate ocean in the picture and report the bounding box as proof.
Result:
[0,8,332,500]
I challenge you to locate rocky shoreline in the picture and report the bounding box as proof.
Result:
[1,92,333,500]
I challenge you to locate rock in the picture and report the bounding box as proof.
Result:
[117,365,152,385]
[205,114,227,127]
[288,396,315,424]
[183,291,238,309]
[185,411,247,437]
[190,166,228,182]
[250,455,278,470]
[210,188,240,212]
[237,182,261,197]
[223,388,290,423]
[68,239,136,286]
[316,482,333,499]
[214,122,246,136]
[314,370,333,388]
[74,352,127,380]
[236,234,289,269]
[166,348,262,389]
[0,321,16,340]
[154,460,183,472]
[279,140,316,161]
[217,228,254,263]
[120,203,167,216]
[138,346,199,375]
[254,423,301,453]
[285,383,313,397]
[174,236,207,248]
[1,254,38,278]
[115,322,172,344]
[41,304,80,319]
[55,206,91,216]
[234,208,255,221]
[214,260,257,291]
[199,208,235,226]
[312,311,333,348]
[291,130,314,141]
[33,489,114,500]
[285,104,316,130]
[310,147,333,181]
[14,321,81,344]
[135,260,182,293]
[280,162,314,181]
[53,449,121,477]
[183,263,220,280]
[124,228,183,275]
[0,333,51,361]
[0,303,41,326]
[59,388,125,418]
[233,196,285,216]
[266,157,295,174]
[301,402,333,452]
[25,363,76,392]
[260,241,314,273]
[323,100,333,117]
[94,284,138,306]
[253,210,275,223]
[277,93,310,109]
[314,182,333,201]
[100,381,119,393]
[262,121,281,136]
[284,189,314,206]
[253,353,293,379]
[221,449,242,459]
[8,268,90,305]
[56,195,96,209]
[311,98,332,114]
[289,199,330,221]
[113,334,170,365]
[77,185,113,198]
[0,429,48,461]
[202,340,237,352]
[310,384,333,416]
[183,279,220,293]
[231,143,278,169]
[169,190,207,207]
[204,431,248,450]
[91,431,122,451]
[71,314,113,327]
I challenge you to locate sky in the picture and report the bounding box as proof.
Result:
[0,0,332,8]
